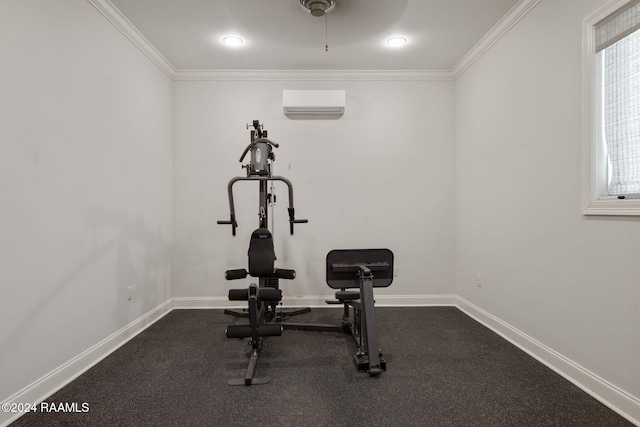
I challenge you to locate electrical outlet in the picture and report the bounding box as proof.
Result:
[127,286,133,300]
[474,274,483,288]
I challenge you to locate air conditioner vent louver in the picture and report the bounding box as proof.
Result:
[283,90,345,116]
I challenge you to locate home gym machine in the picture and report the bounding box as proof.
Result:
[217,120,394,384]
[325,249,393,376]
[271,248,394,376]
[217,120,308,238]
[217,120,308,385]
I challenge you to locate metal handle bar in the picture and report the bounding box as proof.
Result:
[218,175,307,236]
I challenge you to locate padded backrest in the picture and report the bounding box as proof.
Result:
[326,248,394,289]
[248,228,275,277]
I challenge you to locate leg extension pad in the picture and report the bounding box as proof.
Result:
[226,324,283,338]
[228,287,282,302]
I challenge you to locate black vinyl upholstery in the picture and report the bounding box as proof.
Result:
[248,228,276,277]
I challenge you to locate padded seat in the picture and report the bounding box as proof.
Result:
[335,290,360,301]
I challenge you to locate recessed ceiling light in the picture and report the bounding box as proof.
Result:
[386,37,407,47]
[223,36,243,46]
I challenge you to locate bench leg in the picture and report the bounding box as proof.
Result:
[358,274,385,376]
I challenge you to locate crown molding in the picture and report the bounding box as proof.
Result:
[87,1,452,82]
[452,0,541,79]
[89,0,539,82]
[172,69,454,81]
[86,0,176,78]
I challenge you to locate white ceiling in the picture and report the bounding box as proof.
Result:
[108,0,521,71]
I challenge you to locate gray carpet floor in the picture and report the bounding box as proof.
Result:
[11,306,633,426]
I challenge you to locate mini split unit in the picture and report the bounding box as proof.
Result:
[282,90,345,116]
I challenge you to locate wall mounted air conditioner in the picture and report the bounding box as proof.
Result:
[283,90,345,115]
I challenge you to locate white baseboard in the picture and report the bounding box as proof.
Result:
[3,293,451,426]
[172,296,242,309]
[4,295,638,426]
[376,294,456,307]
[1,299,174,427]
[172,294,457,309]
[456,296,640,426]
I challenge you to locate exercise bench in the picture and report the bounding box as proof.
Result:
[224,228,296,386]
[326,248,394,376]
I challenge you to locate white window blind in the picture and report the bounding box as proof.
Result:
[595,0,640,52]
[596,0,640,196]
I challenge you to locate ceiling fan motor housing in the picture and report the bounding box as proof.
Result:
[300,0,336,17]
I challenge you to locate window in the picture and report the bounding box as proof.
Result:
[583,0,640,215]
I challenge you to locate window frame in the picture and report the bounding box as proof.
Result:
[582,0,640,215]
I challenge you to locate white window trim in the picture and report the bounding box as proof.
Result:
[582,0,640,215]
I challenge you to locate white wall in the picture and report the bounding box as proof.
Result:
[5,0,637,422]
[455,0,640,403]
[0,0,173,406]
[173,79,455,300]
